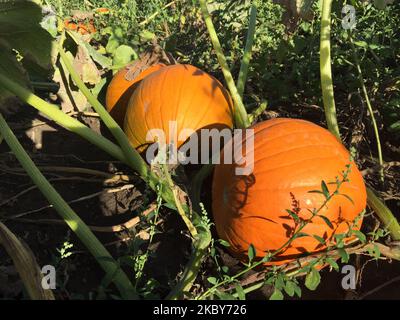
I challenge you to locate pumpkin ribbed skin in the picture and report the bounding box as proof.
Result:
[124,64,234,152]
[105,63,165,125]
[212,118,366,264]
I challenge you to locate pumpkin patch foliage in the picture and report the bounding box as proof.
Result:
[0,0,399,302]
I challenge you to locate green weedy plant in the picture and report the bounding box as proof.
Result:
[1,0,399,300]
[319,0,400,240]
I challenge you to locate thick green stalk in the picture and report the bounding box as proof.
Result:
[236,4,257,98]
[199,0,250,128]
[58,47,153,185]
[320,0,340,139]
[367,188,400,240]
[0,113,137,299]
[0,73,126,163]
[319,0,400,240]
[59,45,212,298]
[167,231,211,300]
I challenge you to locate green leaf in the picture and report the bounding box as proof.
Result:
[305,268,321,291]
[215,290,236,300]
[318,215,334,229]
[338,248,350,263]
[113,45,138,68]
[234,283,246,300]
[369,244,381,259]
[207,277,218,285]
[352,230,366,243]
[321,180,330,199]
[275,273,285,290]
[294,283,302,297]
[293,232,309,239]
[0,0,53,69]
[248,244,256,263]
[313,235,326,245]
[40,6,58,38]
[284,280,296,297]
[218,239,231,247]
[140,30,156,41]
[326,258,339,271]
[353,41,368,48]
[286,209,300,222]
[269,289,284,300]
[0,41,30,103]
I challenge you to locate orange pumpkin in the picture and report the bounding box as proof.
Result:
[212,118,366,265]
[124,64,234,153]
[105,63,166,126]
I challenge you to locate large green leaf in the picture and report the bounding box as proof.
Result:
[0,40,30,106]
[0,0,53,69]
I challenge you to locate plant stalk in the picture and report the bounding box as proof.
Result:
[320,0,340,139]
[0,113,137,299]
[319,0,400,240]
[199,0,250,128]
[236,4,257,98]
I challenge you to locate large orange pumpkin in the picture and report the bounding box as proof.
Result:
[105,63,166,125]
[124,64,234,153]
[212,118,367,265]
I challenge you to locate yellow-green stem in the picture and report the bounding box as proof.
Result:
[319,0,400,240]
[367,188,400,240]
[199,0,250,128]
[320,0,340,139]
[59,43,212,298]
[236,4,257,98]
[0,73,126,163]
[0,113,137,299]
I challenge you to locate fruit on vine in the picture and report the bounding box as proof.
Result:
[212,118,366,264]
[106,63,166,125]
[124,64,234,153]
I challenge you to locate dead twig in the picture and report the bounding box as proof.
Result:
[11,203,157,233]
[3,184,135,220]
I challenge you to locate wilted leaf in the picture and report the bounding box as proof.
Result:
[0,221,55,300]
[73,45,101,85]
[55,50,88,113]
